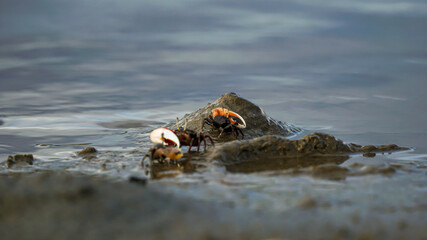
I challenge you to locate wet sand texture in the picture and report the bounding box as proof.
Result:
[1,173,426,240]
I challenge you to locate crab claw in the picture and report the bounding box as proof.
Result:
[150,128,180,148]
[212,108,247,129]
[227,111,246,129]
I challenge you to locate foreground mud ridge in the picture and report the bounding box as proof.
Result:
[1,173,426,240]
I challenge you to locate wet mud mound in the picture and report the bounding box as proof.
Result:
[162,93,408,177]
[166,92,300,140]
[208,132,409,172]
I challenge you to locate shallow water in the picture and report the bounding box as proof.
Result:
[1,0,426,228]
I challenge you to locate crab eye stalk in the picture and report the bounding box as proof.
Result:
[176,117,180,130]
[184,119,188,131]
[161,133,165,145]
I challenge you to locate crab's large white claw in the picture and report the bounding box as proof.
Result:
[150,128,180,148]
[230,111,247,129]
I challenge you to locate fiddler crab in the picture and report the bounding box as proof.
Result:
[202,107,246,139]
[143,108,245,164]
[173,117,214,152]
[143,118,216,164]
[142,128,183,164]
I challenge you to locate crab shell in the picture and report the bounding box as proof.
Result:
[150,128,180,148]
[154,145,183,160]
[212,108,247,128]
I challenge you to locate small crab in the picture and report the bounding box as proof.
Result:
[142,143,183,164]
[142,128,183,164]
[202,108,246,138]
[173,118,214,152]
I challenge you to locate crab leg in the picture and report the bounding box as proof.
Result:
[176,117,180,129]
[188,139,194,152]
[202,135,207,150]
[197,134,201,152]
[205,135,214,147]
[237,127,244,139]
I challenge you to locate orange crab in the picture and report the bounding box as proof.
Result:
[202,108,246,138]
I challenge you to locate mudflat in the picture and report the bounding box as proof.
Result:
[1,172,426,240]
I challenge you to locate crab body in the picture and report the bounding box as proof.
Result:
[143,143,183,164]
[174,118,214,152]
[212,115,233,129]
[202,108,246,139]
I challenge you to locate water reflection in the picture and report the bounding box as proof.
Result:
[225,155,350,173]
[145,151,206,179]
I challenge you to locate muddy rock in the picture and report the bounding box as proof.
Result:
[166,92,300,140]
[7,154,34,168]
[78,147,97,155]
[77,147,98,160]
[208,133,353,165]
[363,152,377,158]
[361,145,377,152]
[208,132,408,169]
